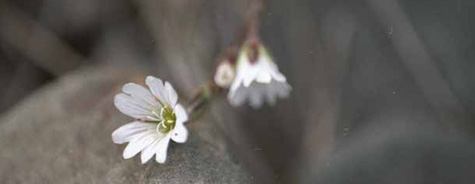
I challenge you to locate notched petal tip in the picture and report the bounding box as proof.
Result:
[113,94,134,116]
[122,134,155,159]
[113,93,124,106]
[155,135,171,164]
[113,93,153,119]
[140,146,154,164]
[145,76,161,83]
[122,83,138,93]
[111,129,124,144]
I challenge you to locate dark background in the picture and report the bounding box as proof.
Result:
[1,0,474,183]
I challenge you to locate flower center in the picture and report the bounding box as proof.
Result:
[156,107,176,133]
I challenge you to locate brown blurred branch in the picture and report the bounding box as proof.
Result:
[0,1,85,75]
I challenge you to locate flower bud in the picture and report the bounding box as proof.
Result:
[214,61,235,88]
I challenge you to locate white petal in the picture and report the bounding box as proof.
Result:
[242,66,259,87]
[228,85,248,106]
[277,82,292,98]
[140,138,161,164]
[165,82,178,107]
[155,135,171,163]
[265,85,277,106]
[262,60,286,82]
[145,76,168,105]
[229,76,244,94]
[235,51,258,88]
[271,69,287,82]
[171,122,188,143]
[114,94,153,119]
[255,69,272,83]
[174,104,188,123]
[112,122,156,144]
[249,87,264,108]
[123,133,157,159]
[122,83,160,108]
[259,46,287,83]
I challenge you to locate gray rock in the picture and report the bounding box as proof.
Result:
[0,65,252,184]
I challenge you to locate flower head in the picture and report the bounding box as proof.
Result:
[112,76,188,164]
[228,41,291,108]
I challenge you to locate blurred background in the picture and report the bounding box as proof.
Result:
[1,0,475,183]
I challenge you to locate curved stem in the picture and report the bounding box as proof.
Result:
[185,81,221,123]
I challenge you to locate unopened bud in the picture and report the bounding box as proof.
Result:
[214,61,235,88]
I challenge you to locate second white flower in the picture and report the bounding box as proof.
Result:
[228,41,291,108]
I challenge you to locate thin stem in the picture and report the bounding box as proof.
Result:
[185,81,220,123]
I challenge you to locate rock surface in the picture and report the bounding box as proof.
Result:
[0,65,252,184]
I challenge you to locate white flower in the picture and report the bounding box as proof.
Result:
[112,76,189,164]
[214,61,235,88]
[228,41,291,108]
